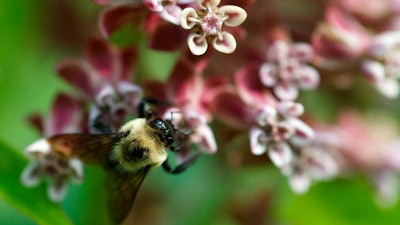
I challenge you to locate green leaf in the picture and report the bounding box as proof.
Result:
[0,140,73,225]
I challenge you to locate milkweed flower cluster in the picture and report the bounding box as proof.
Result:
[21,0,400,209]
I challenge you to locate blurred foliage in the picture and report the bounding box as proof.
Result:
[1,0,400,225]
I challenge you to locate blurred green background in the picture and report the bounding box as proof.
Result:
[1,0,400,225]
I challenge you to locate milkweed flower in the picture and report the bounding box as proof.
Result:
[362,31,400,98]
[250,101,314,168]
[21,93,85,202]
[56,38,142,132]
[180,0,247,55]
[259,41,320,101]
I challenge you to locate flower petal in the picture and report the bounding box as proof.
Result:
[167,59,199,105]
[99,4,144,38]
[362,60,386,83]
[219,5,247,27]
[274,83,299,101]
[25,138,51,155]
[160,4,183,25]
[86,38,114,80]
[20,162,41,187]
[256,105,277,127]
[143,0,164,12]
[210,87,255,128]
[277,101,304,118]
[46,93,82,135]
[56,60,94,96]
[249,127,268,155]
[287,118,314,146]
[180,7,198,29]
[212,32,237,54]
[196,124,218,154]
[368,31,400,58]
[198,0,220,9]
[48,181,68,202]
[267,40,290,62]
[290,43,314,62]
[259,63,278,87]
[187,33,208,55]
[69,159,84,183]
[234,64,276,106]
[268,142,293,167]
[148,23,186,51]
[119,47,138,81]
[376,77,400,99]
[288,172,311,194]
[296,66,320,90]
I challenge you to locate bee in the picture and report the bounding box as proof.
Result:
[42,99,199,224]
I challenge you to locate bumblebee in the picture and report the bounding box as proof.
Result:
[43,99,199,224]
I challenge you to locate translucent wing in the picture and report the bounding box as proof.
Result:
[107,166,151,224]
[47,133,121,165]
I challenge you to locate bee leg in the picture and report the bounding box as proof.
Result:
[162,153,200,174]
[90,112,112,133]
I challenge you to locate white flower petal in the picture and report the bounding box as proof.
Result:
[160,4,183,25]
[289,172,311,194]
[267,41,290,62]
[362,60,386,83]
[297,66,320,90]
[25,139,51,155]
[48,182,68,203]
[290,43,314,62]
[219,5,247,27]
[368,31,400,58]
[69,159,84,183]
[180,7,198,29]
[277,101,304,118]
[256,105,277,127]
[197,0,220,9]
[376,77,400,98]
[259,63,278,87]
[196,124,217,154]
[212,32,237,54]
[274,83,299,101]
[20,162,41,187]
[187,33,208,55]
[287,118,314,146]
[268,142,293,167]
[143,0,164,12]
[249,127,268,155]
[374,171,399,208]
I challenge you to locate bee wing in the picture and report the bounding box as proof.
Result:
[107,166,151,225]
[47,133,121,165]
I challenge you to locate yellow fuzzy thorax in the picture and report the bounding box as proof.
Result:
[110,118,168,173]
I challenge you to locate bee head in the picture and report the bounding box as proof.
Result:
[147,118,175,148]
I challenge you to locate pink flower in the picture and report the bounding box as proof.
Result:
[259,40,320,101]
[180,0,247,55]
[145,57,226,153]
[249,102,314,168]
[362,31,400,98]
[56,38,142,132]
[21,93,85,202]
[311,5,370,69]
[335,111,400,206]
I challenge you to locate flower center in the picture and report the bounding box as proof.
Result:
[200,11,223,36]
